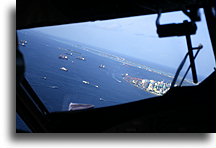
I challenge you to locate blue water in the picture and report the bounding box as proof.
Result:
[17,30,178,113]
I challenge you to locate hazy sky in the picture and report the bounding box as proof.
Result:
[35,9,215,79]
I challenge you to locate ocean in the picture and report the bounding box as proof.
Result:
[17,30,186,113]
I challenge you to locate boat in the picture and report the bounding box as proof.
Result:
[76,56,85,61]
[59,54,68,60]
[42,76,47,80]
[99,64,105,68]
[60,67,68,71]
[82,80,90,84]
[48,86,58,89]
[65,52,73,56]
[122,73,128,77]
[68,102,94,111]
[99,98,105,101]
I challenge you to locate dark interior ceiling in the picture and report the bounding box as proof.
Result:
[17,0,214,30]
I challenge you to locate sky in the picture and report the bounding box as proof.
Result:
[33,9,215,79]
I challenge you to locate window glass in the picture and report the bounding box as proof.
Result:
[17,9,215,112]
[16,113,31,132]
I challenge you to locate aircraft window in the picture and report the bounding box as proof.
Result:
[16,113,32,132]
[17,9,215,112]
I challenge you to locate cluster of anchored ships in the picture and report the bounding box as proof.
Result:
[58,53,105,72]
[123,74,171,96]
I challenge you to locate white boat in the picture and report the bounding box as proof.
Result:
[60,67,68,71]
[59,54,68,60]
[99,98,105,101]
[76,56,85,61]
[66,52,73,56]
[122,73,128,77]
[42,76,47,80]
[82,80,90,84]
[48,86,58,89]
[99,64,105,68]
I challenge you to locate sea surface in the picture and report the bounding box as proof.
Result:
[17,30,188,112]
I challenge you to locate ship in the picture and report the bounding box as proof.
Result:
[42,76,47,80]
[65,52,73,56]
[60,67,68,71]
[121,73,128,77]
[48,86,58,89]
[76,56,85,61]
[82,80,90,84]
[59,54,68,60]
[99,64,105,68]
